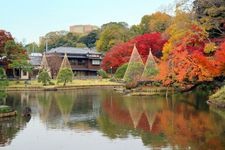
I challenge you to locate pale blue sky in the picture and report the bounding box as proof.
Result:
[0,0,174,44]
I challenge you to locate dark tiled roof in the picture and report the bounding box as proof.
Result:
[47,47,101,55]
[72,68,98,71]
[29,56,42,66]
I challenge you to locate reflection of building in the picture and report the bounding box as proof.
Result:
[47,47,102,76]
[69,25,98,34]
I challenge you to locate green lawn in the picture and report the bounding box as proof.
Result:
[8,79,122,88]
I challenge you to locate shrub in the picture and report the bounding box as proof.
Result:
[0,67,8,90]
[0,105,13,113]
[125,81,138,89]
[57,68,73,86]
[49,81,55,85]
[38,69,51,86]
[114,63,128,79]
[97,69,108,78]
[123,62,144,83]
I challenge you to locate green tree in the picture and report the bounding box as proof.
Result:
[79,30,99,48]
[39,31,79,51]
[5,40,33,80]
[139,15,152,33]
[96,22,129,52]
[138,12,171,34]
[97,69,108,78]
[0,67,8,90]
[0,67,8,102]
[10,59,33,78]
[75,43,86,48]
[123,62,144,83]
[57,68,73,86]
[114,63,128,79]
[4,40,22,61]
[25,42,41,53]
[129,25,143,38]
[38,69,51,86]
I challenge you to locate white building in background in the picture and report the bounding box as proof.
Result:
[69,25,98,34]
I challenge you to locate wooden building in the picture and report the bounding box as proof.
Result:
[47,47,102,76]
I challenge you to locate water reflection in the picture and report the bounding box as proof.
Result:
[101,93,225,149]
[35,90,101,129]
[1,89,225,150]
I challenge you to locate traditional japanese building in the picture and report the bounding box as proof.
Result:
[46,47,103,76]
[29,53,42,78]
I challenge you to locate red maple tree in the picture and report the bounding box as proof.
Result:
[101,33,167,71]
[0,30,13,55]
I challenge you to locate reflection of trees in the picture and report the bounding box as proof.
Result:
[157,103,225,149]
[0,91,7,105]
[0,92,31,147]
[3,90,225,149]
[38,92,52,123]
[0,116,28,146]
[55,92,76,124]
[100,92,225,149]
[99,95,167,147]
[142,98,163,131]
[37,91,77,126]
[97,114,133,139]
[37,89,103,129]
[124,98,144,128]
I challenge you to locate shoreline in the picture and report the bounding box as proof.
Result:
[207,100,225,109]
[0,111,17,118]
[6,84,124,91]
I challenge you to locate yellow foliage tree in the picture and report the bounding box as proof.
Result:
[162,10,208,60]
[148,12,172,33]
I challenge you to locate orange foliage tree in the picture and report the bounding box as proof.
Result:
[156,23,225,89]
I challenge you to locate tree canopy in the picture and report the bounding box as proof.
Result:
[101,33,167,71]
[39,31,79,51]
[193,0,225,38]
[78,30,99,48]
[96,22,130,52]
[57,68,73,86]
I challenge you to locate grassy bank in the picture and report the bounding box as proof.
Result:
[209,86,225,108]
[114,86,174,96]
[7,79,123,91]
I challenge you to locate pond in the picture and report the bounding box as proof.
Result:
[0,88,225,150]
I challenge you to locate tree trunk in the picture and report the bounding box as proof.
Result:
[13,68,16,78]
[16,68,21,83]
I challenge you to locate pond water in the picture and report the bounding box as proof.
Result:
[0,88,225,150]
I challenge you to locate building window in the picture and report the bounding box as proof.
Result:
[78,59,86,65]
[70,59,77,65]
[92,60,100,65]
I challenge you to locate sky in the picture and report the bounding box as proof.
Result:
[0,0,174,44]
